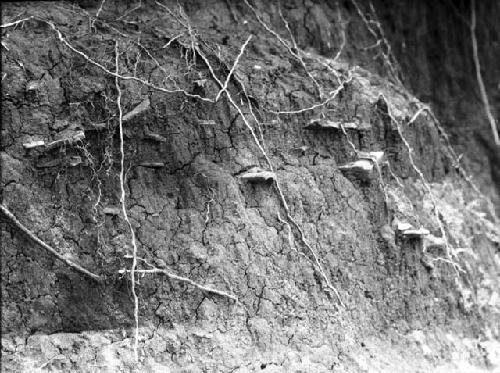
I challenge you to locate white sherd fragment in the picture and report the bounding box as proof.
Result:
[103,207,121,215]
[403,227,430,237]
[358,151,385,164]
[23,140,45,149]
[396,222,413,232]
[395,221,430,237]
[338,159,374,173]
[144,132,167,142]
[240,167,276,182]
[339,151,386,181]
[194,79,207,87]
[306,118,358,130]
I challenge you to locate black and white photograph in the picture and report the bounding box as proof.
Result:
[1,0,499,371]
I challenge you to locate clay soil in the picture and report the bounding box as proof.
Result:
[1,1,499,372]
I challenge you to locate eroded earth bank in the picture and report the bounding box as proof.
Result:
[1,1,500,372]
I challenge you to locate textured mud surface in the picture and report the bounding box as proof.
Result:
[1,1,499,372]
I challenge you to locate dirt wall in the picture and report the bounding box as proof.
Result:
[1,1,499,372]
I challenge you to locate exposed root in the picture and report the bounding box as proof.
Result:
[120,254,239,303]
[95,0,106,19]
[215,35,252,102]
[219,75,344,307]
[5,0,493,324]
[0,16,34,28]
[380,94,464,273]
[243,0,322,97]
[115,42,140,362]
[277,5,322,97]
[0,204,103,282]
[117,0,143,21]
[332,3,347,64]
[204,189,215,225]
[384,160,404,188]
[406,102,500,228]
[349,0,402,86]
[272,71,355,115]
[75,142,104,225]
[470,0,499,146]
[120,268,238,303]
[338,123,360,156]
[164,5,345,306]
[42,19,213,103]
